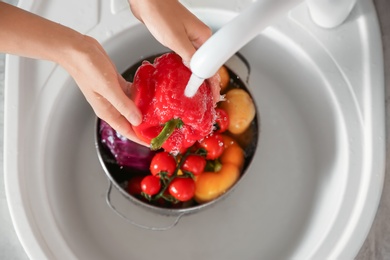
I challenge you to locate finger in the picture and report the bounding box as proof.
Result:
[162,27,197,63]
[117,74,132,97]
[102,75,142,126]
[185,16,212,49]
[171,22,211,63]
[90,94,147,145]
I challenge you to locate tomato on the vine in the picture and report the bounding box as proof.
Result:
[168,177,196,202]
[181,155,206,176]
[198,133,225,160]
[150,151,177,177]
[127,175,144,195]
[141,175,161,196]
[214,108,229,133]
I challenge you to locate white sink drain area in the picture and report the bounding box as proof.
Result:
[4,0,385,259]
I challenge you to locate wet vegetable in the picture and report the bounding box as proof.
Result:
[194,139,244,203]
[98,54,259,210]
[214,108,230,133]
[127,176,143,195]
[168,177,196,202]
[219,88,256,135]
[132,52,217,154]
[150,152,177,177]
[198,133,225,160]
[218,65,230,93]
[141,175,161,196]
[181,154,207,176]
[99,120,155,170]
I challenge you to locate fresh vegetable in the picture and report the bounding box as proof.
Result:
[194,164,240,203]
[99,120,156,170]
[127,176,144,195]
[219,88,256,135]
[214,108,230,133]
[181,154,206,176]
[150,152,177,177]
[103,56,259,209]
[218,65,230,93]
[141,175,161,196]
[132,52,217,154]
[137,147,205,203]
[198,133,225,160]
[221,134,238,149]
[168,177,196,202]
[194,139,244,203]
[220,142,245,170]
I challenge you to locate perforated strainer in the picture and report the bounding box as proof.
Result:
[95,53,259,231]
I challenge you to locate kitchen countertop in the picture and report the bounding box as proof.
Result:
[0,0,389,259]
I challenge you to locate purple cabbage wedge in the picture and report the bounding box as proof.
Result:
[99,120,156,171]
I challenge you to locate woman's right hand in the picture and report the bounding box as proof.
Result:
[128,0,212,64]
[128,0,221,102]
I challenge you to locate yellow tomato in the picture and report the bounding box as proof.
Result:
[221,134,237,149]
[194,163,240,203]
[220,144,245,170]
[194,137,245,203]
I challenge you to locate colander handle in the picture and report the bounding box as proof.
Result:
[105,180,184,231]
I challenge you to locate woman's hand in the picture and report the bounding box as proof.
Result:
[60,36,145,144]
[128,0,221,102]
[0,2,145,144]
[128,0,212,64]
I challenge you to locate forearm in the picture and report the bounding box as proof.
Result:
[0,2,86,66]
[0,2,144,143]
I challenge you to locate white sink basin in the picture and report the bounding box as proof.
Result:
[4,0,385,259]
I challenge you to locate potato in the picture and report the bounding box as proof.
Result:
[217,66,230,93]
[220,89,255,135]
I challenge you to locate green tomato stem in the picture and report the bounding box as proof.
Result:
[152,149,191,201]
[142,148,207,203]
[205,159,222,172]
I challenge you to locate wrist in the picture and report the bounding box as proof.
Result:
[56,33,101,75]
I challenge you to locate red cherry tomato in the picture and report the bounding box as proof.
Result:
[127,175,144,195]
[150,152,177,177]
[141,175,161,196]
[168,177,196,202]
[181,155,206,176]
[215,108,230,133]
[198,134,225,160]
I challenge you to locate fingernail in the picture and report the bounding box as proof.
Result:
[130,111,142,126]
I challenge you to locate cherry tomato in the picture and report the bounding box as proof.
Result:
[198,134,225,160]
[214,108,230,133]
[127,175,144,195]
[181,155,206,176]
[168,177,196,202]
[150,152,177,177]
[141,175,161,196]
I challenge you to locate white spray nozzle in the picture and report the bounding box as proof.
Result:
[184,74,205,97]
[184,0,304,97]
